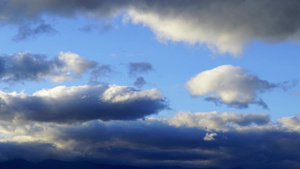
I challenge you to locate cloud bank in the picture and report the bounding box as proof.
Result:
[185,65,276,109]
[0,111,300,168]
[3,1,300,55]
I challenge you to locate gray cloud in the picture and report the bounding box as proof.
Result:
[88,65,113,85]
[0,112,300,168]
[128,62,153,76]
[3,1,300,54]
[0,84,167,123]
[133,76,146,88]
[12,21,57,41]
[186,65,277,109]
[2,1,300,55]
[0,51,97,83]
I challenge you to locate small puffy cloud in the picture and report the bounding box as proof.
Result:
[185,65,276,109]
[203,133,217,141]
[0,84,167,123]
[167,111,270,132]
[128,62,153,76]
[0,51,97,83]
[133,77,146,88]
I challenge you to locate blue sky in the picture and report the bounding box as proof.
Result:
[0,1,300,169]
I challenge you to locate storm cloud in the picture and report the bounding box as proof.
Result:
[185,65,277,109]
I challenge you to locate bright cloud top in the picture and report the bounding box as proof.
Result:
[0,85,167,123]
[185,65,276,109]
[0,52,96,83]
[168,111,270,132]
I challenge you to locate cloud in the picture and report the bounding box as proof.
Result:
[0,84,167,123]
[0,51,97,83]
[185,65,277,109]
[167,111,270,132]
[128,62,153,76]
[3,1,300,55]
[0,113,300,168]
[88,65,113,85]
[12,20,57,41]
[203,133,217,141]
[277,115,300,132]
[133,77,146,88]
[126,0,300,56]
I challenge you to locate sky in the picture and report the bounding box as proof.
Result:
[0,0,300,169]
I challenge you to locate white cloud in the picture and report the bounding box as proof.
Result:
[277,115,300,132]
[167,111,270,132]
[203,133,217,141]
[185,65,275,109]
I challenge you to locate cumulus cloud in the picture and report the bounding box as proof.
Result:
[126,0,300,55]
[0,84,167,123]
[0,51,96,83]
[185,65,276,109]
[2,1,300,55]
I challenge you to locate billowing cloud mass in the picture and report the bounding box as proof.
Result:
[185,65,276,109]
[0,51,96,83]
[2,1,300,55]
[0,84,167,123]
[0,111,300,169]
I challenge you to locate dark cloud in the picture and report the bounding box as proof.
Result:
[3,1,300,54]
[0,51,97,83]
[12,21,57,41]
[128,62,153,76]
[133,76,146,88]
[1,113,300,168]
[0,85,168,123]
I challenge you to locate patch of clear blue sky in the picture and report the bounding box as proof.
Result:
[0,14,299,120]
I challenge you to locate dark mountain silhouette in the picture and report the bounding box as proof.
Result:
[0,159,225,169]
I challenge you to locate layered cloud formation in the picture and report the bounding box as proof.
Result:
[0,111,300,169]
[2,0,300,55]
[186,65,276,109]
